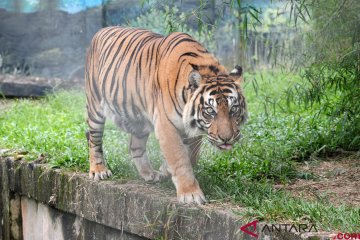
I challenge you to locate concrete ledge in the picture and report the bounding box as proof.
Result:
[1,158,244,239]
[0,157,317,240]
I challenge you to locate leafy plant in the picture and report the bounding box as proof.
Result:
[284,0,360,153]
[126,6,216,52]
[0,52,32,75]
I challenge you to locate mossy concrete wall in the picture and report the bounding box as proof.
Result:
[1,157,312,240]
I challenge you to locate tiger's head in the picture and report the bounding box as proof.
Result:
[183,65,247,150]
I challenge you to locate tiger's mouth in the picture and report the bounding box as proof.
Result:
[217,143,233,150]
[216,143,233,151]
[207,133,241,151]
[208,139,234,150]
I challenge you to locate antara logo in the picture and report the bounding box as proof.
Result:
[240,220,318,239]
[240,220,259,238]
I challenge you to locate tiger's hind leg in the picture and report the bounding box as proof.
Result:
[130,134,164,182]
[87,106,112,180]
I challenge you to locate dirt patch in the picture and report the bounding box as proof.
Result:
[276,152,360,207]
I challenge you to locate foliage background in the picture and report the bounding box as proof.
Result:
[0,0,359,232]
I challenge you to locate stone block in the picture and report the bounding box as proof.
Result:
[0,74,55,97]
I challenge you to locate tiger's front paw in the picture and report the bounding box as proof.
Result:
[176,180,206,204]
[177,190,206,205]
[89,163,112,180]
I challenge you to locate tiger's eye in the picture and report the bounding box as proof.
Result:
[204,107,215,115]
[231,106,239,114]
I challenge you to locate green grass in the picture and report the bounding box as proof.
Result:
[0,93,88,168]
[0,71,359,232]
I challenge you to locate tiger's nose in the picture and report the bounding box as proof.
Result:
[218,133,233,143]
[217,122,234,143]
[219,129,241,144]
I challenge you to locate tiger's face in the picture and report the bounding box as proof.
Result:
[183,66,247,150]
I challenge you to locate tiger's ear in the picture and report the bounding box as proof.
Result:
[188,70,202,92]
[229,65,243,83]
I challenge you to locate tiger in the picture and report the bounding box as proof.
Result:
[85,26,247,204]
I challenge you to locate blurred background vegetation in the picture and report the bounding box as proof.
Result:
[0,0,359,231]
[3,0,355,154]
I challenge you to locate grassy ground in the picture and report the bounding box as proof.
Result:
[0,71,359,232]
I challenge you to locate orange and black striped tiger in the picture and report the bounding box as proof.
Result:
[85,26,247,204]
